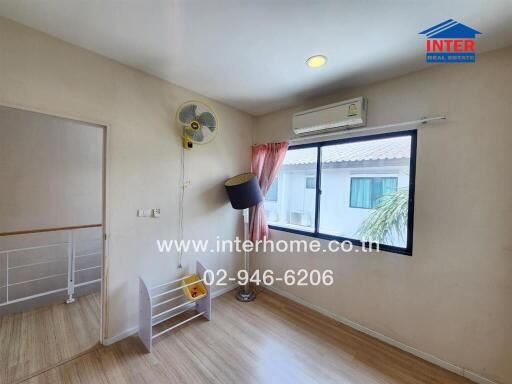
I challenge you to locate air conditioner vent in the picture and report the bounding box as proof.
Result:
[292,97,367,136]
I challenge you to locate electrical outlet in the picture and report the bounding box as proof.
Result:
[152,208,161,217]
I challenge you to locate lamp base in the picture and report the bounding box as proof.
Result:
[235,287,256,302]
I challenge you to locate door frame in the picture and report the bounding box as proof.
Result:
[0,101,111,345]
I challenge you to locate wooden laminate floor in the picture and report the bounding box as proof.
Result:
[19,289,471,384]
[0,293,100,384]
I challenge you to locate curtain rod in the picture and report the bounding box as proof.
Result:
[288,116,446,144]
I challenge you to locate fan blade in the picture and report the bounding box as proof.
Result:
[184,127,204,142]
[178,104,198,124]
[197,112,216,132]
[192,130,204,142]
[184,127,196,138]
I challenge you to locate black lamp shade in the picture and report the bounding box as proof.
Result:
[224,173,263,210]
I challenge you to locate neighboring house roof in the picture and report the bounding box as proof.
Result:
[419,19,481,39]
[283,136,411,165]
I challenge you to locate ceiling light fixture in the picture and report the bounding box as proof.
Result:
[306,55,327,68]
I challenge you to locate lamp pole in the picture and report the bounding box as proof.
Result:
[224,173,262,302]
[236,208,255,301]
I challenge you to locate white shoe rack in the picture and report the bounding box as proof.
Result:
[138,261,211,352]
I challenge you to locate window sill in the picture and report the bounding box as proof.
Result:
[268,225,412,256]
[267,222,314,233]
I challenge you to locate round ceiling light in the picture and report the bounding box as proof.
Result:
[306,55,327,68]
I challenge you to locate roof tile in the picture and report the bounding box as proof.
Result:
[283,136,411,165]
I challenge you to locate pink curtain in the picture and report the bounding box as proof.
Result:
[249,141,289,241]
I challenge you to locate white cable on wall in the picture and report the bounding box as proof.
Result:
[177,146,185,269]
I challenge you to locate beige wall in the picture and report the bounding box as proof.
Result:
[0,105,103,232]
[253,47,512,384]
[0,17,254,339]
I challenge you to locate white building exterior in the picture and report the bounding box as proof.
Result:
[264,136,411,247]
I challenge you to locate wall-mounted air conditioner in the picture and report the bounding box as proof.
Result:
[292,97,367,136]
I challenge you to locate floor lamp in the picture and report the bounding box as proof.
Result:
[224,173,263,302]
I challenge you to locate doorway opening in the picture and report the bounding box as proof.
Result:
[0,105,106,383]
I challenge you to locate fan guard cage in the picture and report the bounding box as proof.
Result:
[176,100,218,145]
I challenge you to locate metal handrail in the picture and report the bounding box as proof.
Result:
[0,242,69,255]
[0,225,103,307]
[0,224,102,237]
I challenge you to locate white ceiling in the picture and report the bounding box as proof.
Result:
[1,1,512,116]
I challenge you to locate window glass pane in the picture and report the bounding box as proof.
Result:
[374,177,398,208]
[319,136,411,248]
[305,177,316,189]
[350,178,372,208]
[264,147,317,232]
[266,178,278,201]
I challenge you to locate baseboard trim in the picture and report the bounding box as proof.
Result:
[464,370,499,384]
[264,285,500,384]
[102,283,238,346]
[211,283,239,298]
[102,326,138,346]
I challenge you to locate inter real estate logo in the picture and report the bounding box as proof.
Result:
[419,19,481,63]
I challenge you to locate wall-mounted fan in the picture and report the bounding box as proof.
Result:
[176,100,218,149]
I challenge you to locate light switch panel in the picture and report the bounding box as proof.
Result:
[137,208,153,217]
